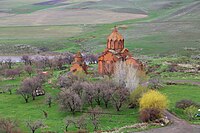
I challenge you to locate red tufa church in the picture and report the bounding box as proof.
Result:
[70,52,88,74]
[98,27,143,75]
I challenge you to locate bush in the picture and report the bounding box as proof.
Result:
[184,105,198,121]
[139,90,168,111]
[148,77,164,90]
[140,108,161,122]
[176,99,199,109]
[130,86,148,108]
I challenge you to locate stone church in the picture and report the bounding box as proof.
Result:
[70,52,88,74]
[98,27,142,75]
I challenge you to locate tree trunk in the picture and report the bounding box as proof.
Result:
[25,98,28,103]
[105,101,108,108]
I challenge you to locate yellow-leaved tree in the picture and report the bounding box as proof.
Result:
[139,90,168,111]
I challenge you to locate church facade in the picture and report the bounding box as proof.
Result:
[98,27,142,75]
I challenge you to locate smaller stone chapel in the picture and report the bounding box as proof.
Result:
[98,27,143,75]
[70,52,88,74]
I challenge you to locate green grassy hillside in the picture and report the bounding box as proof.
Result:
[0,0,199,56]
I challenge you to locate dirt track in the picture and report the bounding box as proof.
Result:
[137,111,200,133]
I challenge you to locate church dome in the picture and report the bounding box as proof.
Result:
[107,27,124,41]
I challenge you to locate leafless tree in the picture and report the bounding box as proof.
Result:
[3,85,14,95]
[45,94,52,108]
[24,65,34,76]
[54,56,65,70]
[111,86,129,111]
[4,69,19,79]
[93,82,102,106]
[58,73,78,88]
[113,61,139,91]
[63,52,74,64]
[4,58,13,69]
[58,90,82,115]
[88,106,103,131]
[65,118,74,132]
[70,81,84,97]
[82,82,96,107]
[74,115,87,130]
[101,81,115,108]
[0,118,18,133]
[65,115,87,131]
[26,120,44,133]
[17,77,43,102]
[21,55,32,65]
[33,57,46,70]
[17,78,33,103]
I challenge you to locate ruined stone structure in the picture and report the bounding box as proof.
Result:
[70,52,88,74]
[98,27,142,75]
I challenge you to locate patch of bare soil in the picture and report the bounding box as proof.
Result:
[137,111,200,133]
[0,8,147,26]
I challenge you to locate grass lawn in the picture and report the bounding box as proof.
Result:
[160,85,200,124]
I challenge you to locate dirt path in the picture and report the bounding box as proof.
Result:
[137,111,200,133]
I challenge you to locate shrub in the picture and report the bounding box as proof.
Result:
[140,108,161,122]
[148,77,164,90]
[184,105,198,121]
[139,90,168,111]
[130,86,148,108]
[0,118,18,133]
[176,99,199,109]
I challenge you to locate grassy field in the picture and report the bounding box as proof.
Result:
[0,0,200,132]
[0,0,199,56]
[160,85,200,124]
[0,73,140,132]
[1,71,200,132]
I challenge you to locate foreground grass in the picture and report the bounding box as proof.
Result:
[160,85,200,124]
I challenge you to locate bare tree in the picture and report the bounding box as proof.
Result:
[17,79,33,103]
[21,55,32,65]
[4,85,14,95]
[111,86,129,111]
[101,81,114,108]
[113,61,139,91]
[58,90,82,115]
[24,65,34,76]
[58,73,77,88]
[17,77,43,102]
[74,115,87,130]
[93,82,102,106]
[63,52,74,64]
[4,58,13,69]
[0,118,18,133]
[4,69,19,79]
[82,82,95,107]
[26,120,44,133]
[65,118,74,132]
[88,106,103,131]
[70,81,84,97]
[45,94,52,108]
[65,115,87,131]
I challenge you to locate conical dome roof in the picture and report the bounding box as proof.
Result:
[75,51,82,58]
[107,27,124,41]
